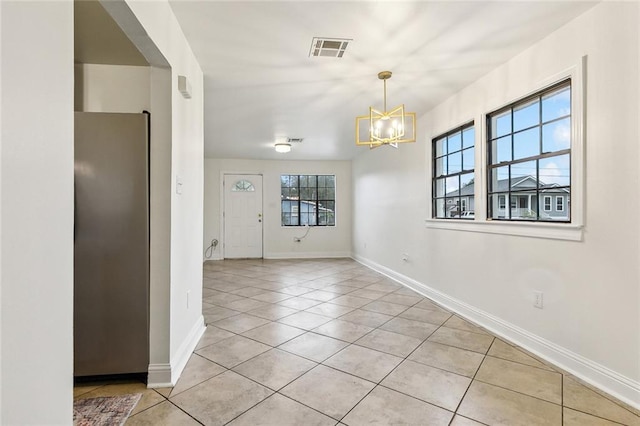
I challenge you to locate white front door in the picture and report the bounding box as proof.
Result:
[223,174,263,258]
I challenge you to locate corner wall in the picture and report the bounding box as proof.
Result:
[103,0,205,385]
[1,2,74,424]
[205,158,352,260]
[352,2,639,406]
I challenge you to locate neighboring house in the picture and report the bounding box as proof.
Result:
[281,199,335,226]
[444,182,476,217]
[445,176,569,220]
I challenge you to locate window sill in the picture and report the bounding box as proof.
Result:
[424,218,583,241]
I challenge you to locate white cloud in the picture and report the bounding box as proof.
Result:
[553,122,570,145]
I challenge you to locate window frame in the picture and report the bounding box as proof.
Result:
[556,196,565,212]
[432,122,475,220]
[543,196,552,212]
[486,79,571,223]
[425,59,585,241]
[280,174,336,227]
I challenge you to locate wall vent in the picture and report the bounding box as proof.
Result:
[309,37,351,58]
[287,138,304,143]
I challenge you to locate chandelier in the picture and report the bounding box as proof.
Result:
[356,71,416,148]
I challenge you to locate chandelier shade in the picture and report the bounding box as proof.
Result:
[356,71,416,148]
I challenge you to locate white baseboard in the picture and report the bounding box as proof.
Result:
[203,255,223,262]
[147,315,206,388]
[147,363,172,388]
[352,254,640,411]
[264,251,351,259]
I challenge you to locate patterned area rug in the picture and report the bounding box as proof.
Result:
[73,393,142,426]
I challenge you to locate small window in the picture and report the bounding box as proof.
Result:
[281,175,335,226]
[231,180,255,192]
[556,196,564,212]
[498,195,506,210]
[433,123,475,219]
[487,80,571,222]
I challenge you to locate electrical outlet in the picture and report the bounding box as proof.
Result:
[533,291,543,309]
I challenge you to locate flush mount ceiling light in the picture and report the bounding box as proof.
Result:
[274,137,303,153]
[274,142,291,153]
[356,71,416,149]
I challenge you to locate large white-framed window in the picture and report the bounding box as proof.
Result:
[425,58,585,241]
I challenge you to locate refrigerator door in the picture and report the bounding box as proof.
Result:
[74,112,149,376]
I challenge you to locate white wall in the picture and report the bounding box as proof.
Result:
[352,2,639,407]
[74,63,150,112]
[121,0,205,386]
[205,158,352,260]
[1,2,74,424]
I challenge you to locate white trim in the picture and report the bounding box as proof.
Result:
[264,251,351,260]
[147,363,172,388]
[425,218,583,241]
[352,254,640,410]
[147,315,206,388]
[556,195,565,212]
[543,195,552,212]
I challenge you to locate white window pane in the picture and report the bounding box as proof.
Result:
[491,166,509,192]
[513,127,540,160]
[435,199,446,218]
[542,117,571,153]
[435,178,446,197]
[448,131,462,153]
[539,154,570,187]
[435,156,446,177]
[445,197,457,218]
[514,99,540,132]
[510,160,537,187]
[462,127,475,149]
[489,194,508,219]
[542,86,571,123]
[435,138,446,157]
[445,175,459,196]
[448,152,462,174]
[494,135,511,164]
[460,172,474,190]
[462,147,474,171]
[491,110,511,139]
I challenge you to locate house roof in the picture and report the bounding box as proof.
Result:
[445,175,569,197]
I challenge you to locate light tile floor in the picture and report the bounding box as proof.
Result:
[74,258,640,425]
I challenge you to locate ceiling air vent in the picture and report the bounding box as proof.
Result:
[287,138,304,143]
[309,37,351,58]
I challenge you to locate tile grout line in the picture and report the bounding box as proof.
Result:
[449,338,494,424]
[334,309,451,423]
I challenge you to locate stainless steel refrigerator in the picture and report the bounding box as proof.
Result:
[74,112,149,377]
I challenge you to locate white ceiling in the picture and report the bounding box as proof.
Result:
[168,1,595,161]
